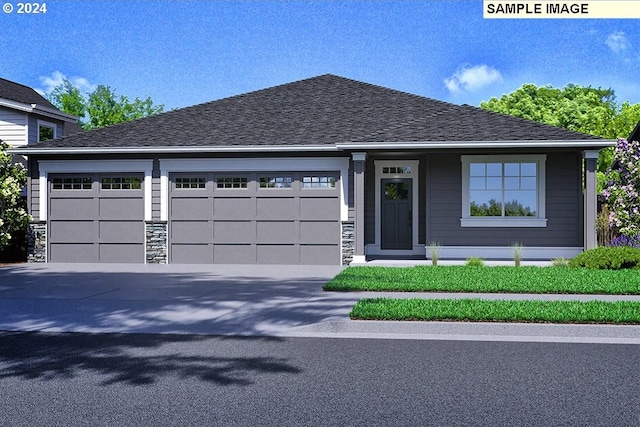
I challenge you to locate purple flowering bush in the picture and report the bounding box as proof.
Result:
[600,138,640,239]
[610,234,640,248]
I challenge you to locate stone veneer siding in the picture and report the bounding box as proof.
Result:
[27,221,46,263]
[145,221,167,264]
[341,222,354,265]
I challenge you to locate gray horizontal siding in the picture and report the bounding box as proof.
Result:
[0,107,27,146]
[427,151,583,247]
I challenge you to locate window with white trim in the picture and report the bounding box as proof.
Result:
[37,121,57,142]
[461,155,546,227]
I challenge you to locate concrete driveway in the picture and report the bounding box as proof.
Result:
[1,263,639,344]
[0,263,354,336]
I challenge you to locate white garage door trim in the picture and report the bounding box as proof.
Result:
[38,160,153,221]
[159,157,350,221]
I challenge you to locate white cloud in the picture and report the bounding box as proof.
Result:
[606,31,630,53]
[444,64,503,94]
[37,71,97,95]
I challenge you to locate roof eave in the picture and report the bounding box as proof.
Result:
[9,140,616,156]
[0,97,80,122]
[336,140,616,150]
[9,144,340,155]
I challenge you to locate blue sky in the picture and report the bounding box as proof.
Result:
[2,0,639,110]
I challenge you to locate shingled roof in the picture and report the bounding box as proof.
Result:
[0,77,57,110]
[21,74,603,151]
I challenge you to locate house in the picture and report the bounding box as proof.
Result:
[10,75,614,265]
[0,77,82,151]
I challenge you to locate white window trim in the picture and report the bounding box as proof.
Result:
[369,160,422,255]
[38,160,153,221]
[159,157,349,221]
[460,154,547,228]
[36,120,57,143]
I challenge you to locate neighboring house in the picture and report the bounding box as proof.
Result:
[11,75,614,265]
[0,77,82,151]
[0,77,81,261]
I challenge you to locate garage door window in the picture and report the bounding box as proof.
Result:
[302,176,336,189]
[52,177,92,190]
[101,177,142,190]
[259,176,292,189]
[217,177,248,189]
[175,177,206,189]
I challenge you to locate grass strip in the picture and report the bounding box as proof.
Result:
[324,266,640,295]
[350,298,640,324]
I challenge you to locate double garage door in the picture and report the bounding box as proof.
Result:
[169,172,340,264]
[47,171,341,264]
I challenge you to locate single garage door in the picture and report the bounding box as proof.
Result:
[48,173,145,263]
[169,172,340,264]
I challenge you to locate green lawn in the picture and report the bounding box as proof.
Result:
[350,298,640,324]
[323,266,640,295]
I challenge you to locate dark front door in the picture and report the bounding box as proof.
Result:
[381,179,412,250]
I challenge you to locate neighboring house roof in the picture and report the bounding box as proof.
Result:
[0,77,79,123]
[0,77,58,109]
[15,74,610,153]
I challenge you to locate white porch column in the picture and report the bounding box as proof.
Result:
[352,152,367,263]
[584,150,599,249]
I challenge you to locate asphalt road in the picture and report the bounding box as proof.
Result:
[0,332,638,427]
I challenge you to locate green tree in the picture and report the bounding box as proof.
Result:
[86,85,164,129]
[46,79,86,124]
[481,83,640,190]
[0,142,29,249]
[480,83,619,138]
[45,79,164,130]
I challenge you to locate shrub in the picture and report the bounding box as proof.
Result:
[511,242,524,267]
[609,234,640,248]
[465,257,484,267]
[551,258,570,267]
[569,246,640,269]
[428,242,441,266]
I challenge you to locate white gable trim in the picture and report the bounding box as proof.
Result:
[0,97,79,122]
